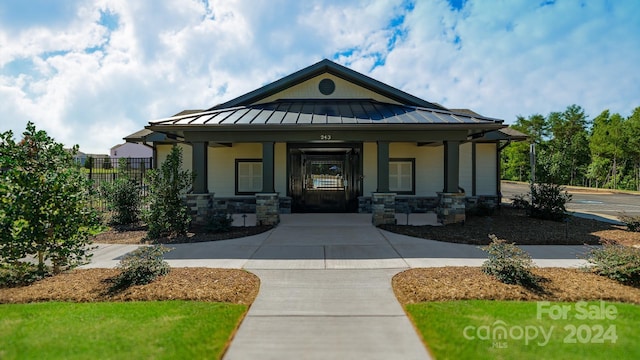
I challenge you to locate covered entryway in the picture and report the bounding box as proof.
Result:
[289,143,362,213]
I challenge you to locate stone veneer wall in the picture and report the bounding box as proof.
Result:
[437,192,466,225]
[371,193,396,225]
[256,193,280,226]
[211,196,291,214]
[183,193,215,225]
[359,195,498,214]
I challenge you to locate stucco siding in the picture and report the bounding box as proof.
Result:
[459,142,473,195]
[476,143,497,195]
[257,74,402,105]
[363,142,378,195]
[156,143,193,172]
[208,143,262,197]
[389,142,444,196]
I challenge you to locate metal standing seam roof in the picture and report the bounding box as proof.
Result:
[149,100,504,127]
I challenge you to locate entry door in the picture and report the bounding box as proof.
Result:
[289,146,362,213]
[301,154,347,212]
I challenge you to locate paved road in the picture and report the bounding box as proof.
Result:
[501,181,640,219]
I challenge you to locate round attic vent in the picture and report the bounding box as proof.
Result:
[318,78,335,95]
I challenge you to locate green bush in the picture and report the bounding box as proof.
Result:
[112,246,171,290]
[510,183,571,222]
[145,146,194,239]
[0,262,47,288]
[586,244,640,286]
[481,234,539,287]
[529,183,572,221]
[618,213,640,232]
[206,211,233,233]
[510,193,530,210]
[101,158,142,225]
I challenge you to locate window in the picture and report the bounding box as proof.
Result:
[389,158,414,194]
[236,159,262,194]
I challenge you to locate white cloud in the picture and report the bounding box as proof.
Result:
[0,0,639,153]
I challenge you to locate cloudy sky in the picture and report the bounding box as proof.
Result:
[1,0,638,154]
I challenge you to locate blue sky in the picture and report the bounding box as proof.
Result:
[1,0,639,154]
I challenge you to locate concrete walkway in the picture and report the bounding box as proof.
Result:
[81,213,594,359]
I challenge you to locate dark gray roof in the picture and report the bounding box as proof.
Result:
[123,128,153,142]
[151,100,503,127]
[210,59,447,111]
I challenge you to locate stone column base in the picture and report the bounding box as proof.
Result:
[372,192,396,226]
[437,192,466,225]
[256,193,280,226]
[183,193,215,225]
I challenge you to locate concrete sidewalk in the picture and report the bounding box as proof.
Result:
[82,213,594,359]
[224,269,430,360]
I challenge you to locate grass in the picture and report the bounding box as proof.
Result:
[406,300,640,360]
[0,301,247,360]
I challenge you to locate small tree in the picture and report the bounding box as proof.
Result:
[145,145,194,239]
[101,158,142,225]
[0,122,101,274]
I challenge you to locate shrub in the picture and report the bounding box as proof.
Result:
[145,145,194,239]
[510,193,530,210]
[529,183,572,221]
[206,211,234,233]
[586,244,640,286]
[101,158,142,225]
[481,234,539,286]
[618,213,640,232]
[510,183,571,222]
[112,245,171,290]
[0,262,47,288]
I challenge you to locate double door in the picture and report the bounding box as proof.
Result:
[289,146,361,213]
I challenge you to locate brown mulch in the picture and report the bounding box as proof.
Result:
[380,207,640,246]
[92,224,273,245]
[4,208,639,306]
[0,268,259,305]
[393,267,640,305]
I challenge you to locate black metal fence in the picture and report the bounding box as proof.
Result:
[79,157,153,212]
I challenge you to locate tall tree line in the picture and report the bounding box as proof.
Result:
[501,105,640,191]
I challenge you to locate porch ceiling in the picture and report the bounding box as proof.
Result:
[147,99,505,141]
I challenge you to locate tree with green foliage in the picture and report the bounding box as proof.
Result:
[501,114,549,181]
[0,122,101,274]
[625,107,640,191]
[538,105,591,185]
[145,145,194,239]
[101,158,142,225]
[589,110,627,189]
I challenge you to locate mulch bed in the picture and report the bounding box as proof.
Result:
[4,208,639,306]
[393,267,640,305]
[380,207,640,246]
[0,268,259,305]
[92,224,273,244]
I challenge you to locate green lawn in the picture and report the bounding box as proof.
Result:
[0,301,247,360]
[406,300,640,360]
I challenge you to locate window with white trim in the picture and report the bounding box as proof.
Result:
[389,159,414,194]
[236,159,262,194]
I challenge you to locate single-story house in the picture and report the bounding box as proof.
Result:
[126,59,525,225]
[109,142,152,169]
